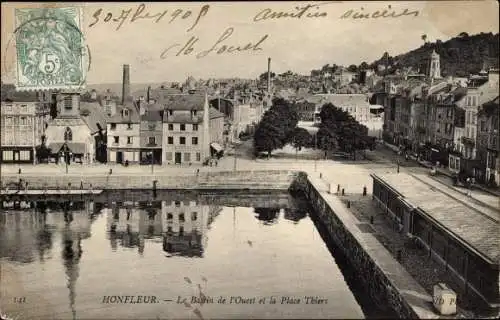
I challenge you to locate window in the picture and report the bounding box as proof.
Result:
[148,123,156,130]
[148,136,156,145]
[196,152,201,162]
[480,121,486,132]
[192,137,198,145]
[127,123,132,130]
[110,123,116,130]
[191,212,198,221]
[20,150,30,161]
[168,124,173,131]
[180,124,186,131]
[168,136,173,144]
[64,96,72,109]
[192,110,198,116]
[168,110,173,116]
[127,136,133,144]
[5,117,13,125]
[123,109,129,117]
[2,151,13,161]
[180,137,186,145]
[19,117,27,125]
[167,213,173,220]
[179,213,185,222]
[184,152,190,162]
[165,152,172,161]
[167,226,172,233]
[179,226,184,236]
[114,136,119,144]
[64,127,73,141]
[175,201,181,207]
[192,124,198,131]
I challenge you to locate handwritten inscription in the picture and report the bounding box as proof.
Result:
[253,3,328,22]
[160,27,269,59]
[88,3,210,31]
[341,5,419,20]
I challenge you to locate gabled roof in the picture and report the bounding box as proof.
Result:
[141,109,163,122]
[80,102,110,133]
[109,102,140,123]
[209,107,225,119]
[161,94,206,111]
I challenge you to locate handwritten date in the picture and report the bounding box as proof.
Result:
[88,3,210,32]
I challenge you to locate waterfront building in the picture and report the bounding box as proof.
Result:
[161,93,225,165]
[138,99,163,164]
[0,101,48,164]
[371,173,499,308]
[44,92,97,164]
[476,96,499,185]
[106,103,141,164]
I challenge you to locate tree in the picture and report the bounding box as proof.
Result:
[347,64,358,73]
[35,135,51,163]
[291,127,312,151]
[421,34,427,44]
[253,98,299,157]
[359,61,369,70]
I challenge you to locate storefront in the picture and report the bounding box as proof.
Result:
[0,147,34,164]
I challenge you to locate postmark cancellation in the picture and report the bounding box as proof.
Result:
[13,6,87,91]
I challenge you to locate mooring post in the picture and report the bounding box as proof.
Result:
[363,186,367,196]
[341,188,345,196]
[319,173,322,179]
[370,216,374,224]
[347,200,351,208]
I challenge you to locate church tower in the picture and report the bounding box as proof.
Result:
[428,50,441,80]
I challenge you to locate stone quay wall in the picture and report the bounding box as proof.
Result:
[0,170,299,191]
[299,175,439,319]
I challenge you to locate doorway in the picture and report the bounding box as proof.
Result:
[175,152,181,164]
[117,151,123,164]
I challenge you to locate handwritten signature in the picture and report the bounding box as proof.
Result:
[160,27,269,60]
[88,3,210,32]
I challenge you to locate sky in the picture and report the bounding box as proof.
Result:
[1,1,499,84]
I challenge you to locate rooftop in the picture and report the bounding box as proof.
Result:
[162,94,206,111]
[108,102,140,123]
[80,102,110,133]
[372,172,500,264]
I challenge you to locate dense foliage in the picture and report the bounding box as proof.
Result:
[316,103,370,159]
[253,98,299,157]
[369,32,499,77]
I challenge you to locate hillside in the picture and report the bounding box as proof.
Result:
[370,32,499,77]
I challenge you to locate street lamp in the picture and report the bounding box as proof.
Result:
[63,142,69,174]
[150,151,154,174]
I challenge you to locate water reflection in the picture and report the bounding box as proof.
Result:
[105,200,223,257]
[254,207,280,225]
[0,194,380,319]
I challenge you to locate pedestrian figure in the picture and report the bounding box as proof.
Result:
[196,169,200,176]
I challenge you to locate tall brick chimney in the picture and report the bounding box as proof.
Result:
[267,57,271,95]
[122,64,130,105]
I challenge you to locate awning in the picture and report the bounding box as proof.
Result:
[48,143,64,153]
[66,142,86,154]
[210,142,224,153]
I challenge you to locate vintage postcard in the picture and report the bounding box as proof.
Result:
[1,1,499,320]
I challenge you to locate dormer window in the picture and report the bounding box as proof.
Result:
[168,109,173,116]
[192,110,197,116]
[122,109,129,117]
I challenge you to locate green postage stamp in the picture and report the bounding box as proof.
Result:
[14,7,87,90]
